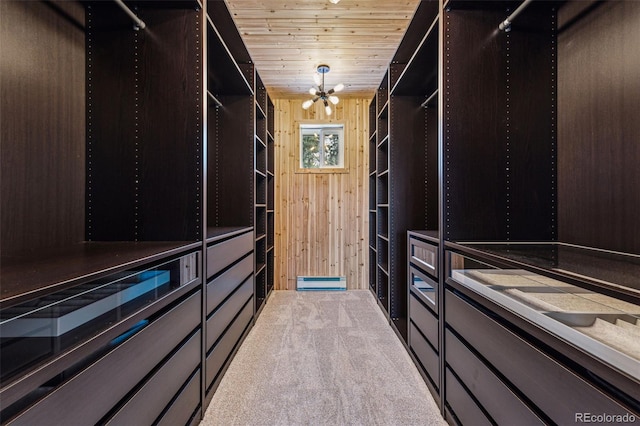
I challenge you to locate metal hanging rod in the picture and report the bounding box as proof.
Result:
[499,0,534,32]
[421,89,438,109]
[114,0,146,30]
[207,91,223,108]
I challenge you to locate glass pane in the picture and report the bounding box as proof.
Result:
[0,259,181,384]
[323,132,340,167]
[448,252,640,379]
[301,131,320,168]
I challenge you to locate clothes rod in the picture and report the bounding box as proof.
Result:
[499,0,534,32]
[421,90,438,109]
[114,0,146,30]
[207,91,223,107]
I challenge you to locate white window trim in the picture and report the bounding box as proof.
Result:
[296,120,348,174]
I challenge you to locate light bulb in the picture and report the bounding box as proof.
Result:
[328,95,339,105]
[332,83,344,92]
[325,104,332,115]
[329,0,340,3]
[302,99,314,110]
[313,73,322,87]
[309,88,317,96]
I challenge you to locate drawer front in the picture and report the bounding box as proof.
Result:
[207,254,253,315]
[410,236,438,278]
[446,368,492,426]
[207,232,253,279]
[410,266,438,314]
[106,330,201,425]
[206,297,253,388]
[410,292,438,350]
[446,290,631,423]
[156,368,201,426]
[207,276,253,351]
[445,329,544,425]
[410,322,439,387]
[12,291,201,426]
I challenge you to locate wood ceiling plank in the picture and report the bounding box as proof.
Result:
[224,0,421,97]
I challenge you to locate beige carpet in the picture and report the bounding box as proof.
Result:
[201,290,445,426]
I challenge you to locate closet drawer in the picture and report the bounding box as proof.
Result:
[106,330,201,425]
[410,292,438,350]
[156,368,200,426]
[446,290,630,423]
[207,254,253,314]
[409,322,439,386]
[446,368,492,426]
[207,232,253,279]
[205,297,253,388]
[445,329,543,425]
[12,291,201,426]
[409,236,438,278]
[207,276,253,351]
[410,266,438,314]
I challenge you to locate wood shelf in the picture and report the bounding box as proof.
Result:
[0,242,199,309]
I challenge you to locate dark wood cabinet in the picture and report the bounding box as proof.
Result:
[1,0,272,423]
[407,231,440,406]
[369,0,440,342]
[375,0,640,423]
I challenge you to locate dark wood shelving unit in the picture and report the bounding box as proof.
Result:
[369,0,440,344]
[1,1,204,423]
[266,92,276,297]
[254,74,275,315]
[377,0,639,421]
[440,0,640,422]
[1,0,274,423]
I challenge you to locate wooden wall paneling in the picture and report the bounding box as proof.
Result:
[273,98,369,290]
[138,7,202,241]
[558,1,640,253]
[1,1,86,254]
[444,4,556,243]
[425,104,439,232]
[443,8,508,242]
[88,4,203,242]
[207,95,254,228]
[86,5,137,241]
[505,5,555,242]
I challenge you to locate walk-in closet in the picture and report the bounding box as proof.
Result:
[1,0,638,424]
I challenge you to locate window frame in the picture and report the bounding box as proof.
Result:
[296,120,348,174]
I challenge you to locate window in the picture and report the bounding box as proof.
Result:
[300,124,345,170]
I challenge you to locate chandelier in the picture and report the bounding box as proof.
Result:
[302,65,344,116]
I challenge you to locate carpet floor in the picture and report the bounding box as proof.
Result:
[200,290,446,426]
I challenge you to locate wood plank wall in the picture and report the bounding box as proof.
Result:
[273,98,370,290]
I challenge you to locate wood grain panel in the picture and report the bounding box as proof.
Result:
[1,1,85,255]
[274,98,369,290]
[225,0,421,98]
[558,1,640,253]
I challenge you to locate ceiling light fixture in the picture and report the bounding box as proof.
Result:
[302,64,344,116]
[329,0,341,4]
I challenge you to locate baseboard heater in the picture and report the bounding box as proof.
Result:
[296,276,346,291]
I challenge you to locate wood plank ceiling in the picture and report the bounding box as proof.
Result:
[224,0,422,99]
